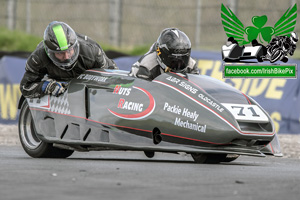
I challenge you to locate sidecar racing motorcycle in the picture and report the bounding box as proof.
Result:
[222,41,266,62]
[18,69,281,163]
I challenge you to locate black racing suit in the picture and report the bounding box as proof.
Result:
[20,33,117,98]
[129,43,199,81]
[267,36,297,56]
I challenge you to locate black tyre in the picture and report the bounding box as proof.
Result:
[223,154,240,162]
[281,56,288,63]
[270,50,283,63]
[18,100,74,158]
[191,153,227,164]
[257,56,263,62]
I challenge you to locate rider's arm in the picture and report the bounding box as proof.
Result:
[268,37,279,47]
[289,44,297,56]
[129,62,154,81]
[92,45,118,69]
[187,58,200,74]
[20,54,48,98]
[76,33,118,70]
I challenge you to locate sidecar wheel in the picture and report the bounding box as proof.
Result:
[191,153,227,164]
[223,154,240,162]
[18,100,74,158]
[257,56,263,62]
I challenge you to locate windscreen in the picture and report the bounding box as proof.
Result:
[188,74,250,104]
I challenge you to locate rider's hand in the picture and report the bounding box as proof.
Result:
[42,80,67,96]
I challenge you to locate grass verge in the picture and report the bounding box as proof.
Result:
[0,27,150,56]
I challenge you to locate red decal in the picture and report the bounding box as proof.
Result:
[117,98,125,108]
[113,85,121,94]
[108,86,156,120]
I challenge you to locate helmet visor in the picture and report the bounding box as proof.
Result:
[46,41,79,70]
[168,53,190,72]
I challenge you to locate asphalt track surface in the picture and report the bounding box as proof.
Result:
[1,146,300,200]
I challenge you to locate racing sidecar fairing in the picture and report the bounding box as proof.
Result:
[18,69,280,163]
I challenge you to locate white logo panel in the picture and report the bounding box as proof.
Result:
[222,103,269,123]
[27,95,50,109]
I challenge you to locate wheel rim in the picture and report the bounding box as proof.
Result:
[270,50,282,62]
[20,104,42,150]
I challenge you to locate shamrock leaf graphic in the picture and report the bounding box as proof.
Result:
[245,15,274,44]
[221,4,297,45]
[252,15,267,28]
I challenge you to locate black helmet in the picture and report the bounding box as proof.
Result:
[43,21,79,70]
[156,28,191,73]
[290,32,299,45]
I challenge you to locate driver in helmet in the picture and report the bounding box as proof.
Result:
[129,28,199,81]
[285,32,298,56]
[20,21,117,98]
[265,32,298,62]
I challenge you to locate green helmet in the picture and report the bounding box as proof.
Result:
[43,21,79,70]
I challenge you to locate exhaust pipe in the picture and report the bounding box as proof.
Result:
[153,128,162,144]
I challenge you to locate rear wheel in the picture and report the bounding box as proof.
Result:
[18,100,74,158]
[191,153,227,164]
[257,56,263,62]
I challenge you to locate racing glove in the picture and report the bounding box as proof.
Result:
[42,80,67,96]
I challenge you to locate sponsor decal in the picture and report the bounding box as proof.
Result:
[117,98,143,112]
[77,74,108,82]
[163,102,199,121]
[166,75,198,94]
[166,76,198,94]
[163,102,182,115]
[108,86,155,120]
[165,75,224,113]
[27,95,50,109]
[182,108,199,121]
[174,117,206,133]
[163,102,205,132]
[113,85,131,96]
[198,94,224,112]
[178,81,198,94]
[166,76,181,84]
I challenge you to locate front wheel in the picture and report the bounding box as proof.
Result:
[18,100,74,158]
[270,50,283,63]
[191,153,227,164]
